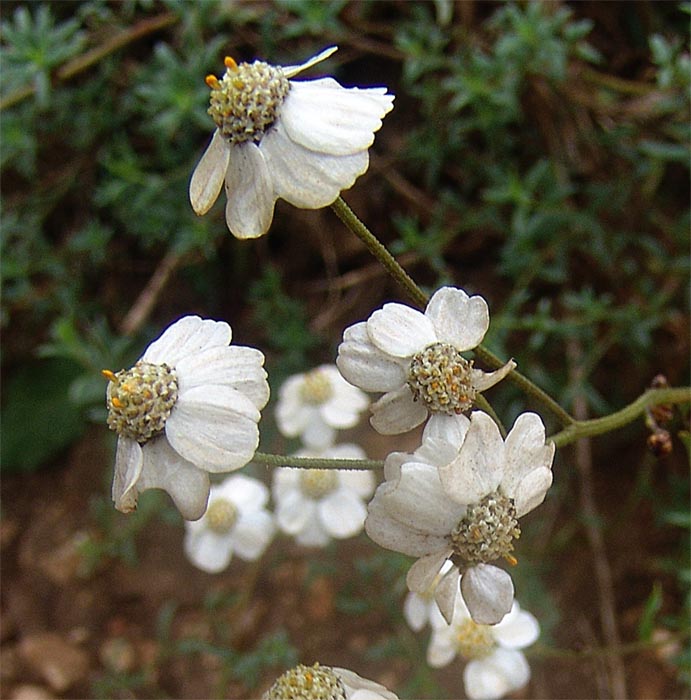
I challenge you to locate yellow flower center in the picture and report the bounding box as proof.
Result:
[206,56,290,145]
[450,492,521,566]
[264,663,346,700]
[407,342,477,414]
[206,498,238,534]
[300,470,339,500]
[103,362,178,442]
[455,619,496,660]
[300,369,333,405]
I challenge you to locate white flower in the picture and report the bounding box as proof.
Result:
[336,286,516,435]
[190,46,394,239]
[104,316,269,520]
[275,364,369,449]
[273,443,375,547]
[263,662,398,700]
[428,596,539,700]
[183,474,275,573]
[365,411,554,625]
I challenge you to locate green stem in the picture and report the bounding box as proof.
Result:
[549,387,691,448]
[330,196,427,307]
[254,451,382,471]
[331,195,576,427]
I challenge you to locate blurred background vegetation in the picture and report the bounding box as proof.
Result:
[1,1,689,698]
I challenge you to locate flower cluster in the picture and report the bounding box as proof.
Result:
[99,45,563,700]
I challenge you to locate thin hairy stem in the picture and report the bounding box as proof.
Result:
[254,452,382,471]
[549,387,691,448]
[331,195,576,427]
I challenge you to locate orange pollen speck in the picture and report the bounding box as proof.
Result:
[224,56,238,71]
[232,79,245,89]
[111,397,125,409]
[505,554,518,566]
[101,369,117,382]
[205,75,220,89]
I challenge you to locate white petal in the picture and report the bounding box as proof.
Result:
[301,418,337,450]
[493,603,540,649]
[319,489,367,538]
[276,489,314,535]
[373,462,461,535]
[218,473,269,511]
[461,564,514,625]
[271,468,301,500]
[111,438,143,514]
[142,316,231,366]
[367,303,436,357]
[166,385,260,472]
[281,46,338,78]
[464,649,530,700]
[261,122,369,207]
[337,469,375,499]
[337,322,407,392]
[425,287,489,350]
[501,412,555,499]
[472,359,516,392]
[365,499,449,558]
[294,514,331,547]
[224,142,276,238]
[403,592,430,632]
[333,667,399,700]
[281,79,393,156]
[175,345,269,410]
[184,529,234,573]
[433,566,461,624]
[232,510,275,560]
[370,386,428,435]
[438,411,504,505]
[189,129,230,215]
[137,437,210,520]
[513,467,554,518]
[427,627,458,668]
[407,550,452,593]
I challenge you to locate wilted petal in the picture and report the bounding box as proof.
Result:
[407,550,453,593]
[433,565,461,624]
[280,45,338,78]
[112,438,143,514]
[189,129,230,215]
[512,467,554,518]
[224,142,276,239]
[471,359,516,392]
[461,564,514,625]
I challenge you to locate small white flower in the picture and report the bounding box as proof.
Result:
[183,474,275,573]
[336,287,515,435]
[263,662,398,700]
[365,411,554,625]
[104,316,269,520]
[428,596,539,700]
[190,46,394,239]
[275,364,369,449]
[273,443,375,547]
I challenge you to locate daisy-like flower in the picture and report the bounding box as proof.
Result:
[428,596,539,700]
[263,662,398,700]
[189,46,394,239]
[103,316,269,520]
[336,287,516,435]
[273,443,375,547]
[275,364,369,449]
[183,474,275,573]
[365,411,554,625]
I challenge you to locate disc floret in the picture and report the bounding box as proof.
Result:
[450,492,521,567]
[264,663,346,700]
[206,56,290,145]
[104,361,178,442]
[407,342,477,415]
